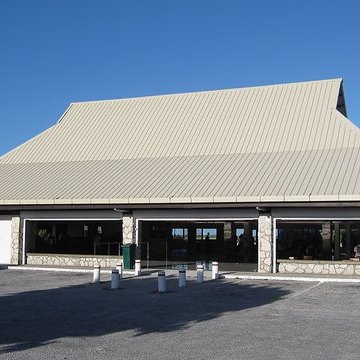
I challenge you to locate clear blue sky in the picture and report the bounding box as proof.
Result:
[1,0,360,155]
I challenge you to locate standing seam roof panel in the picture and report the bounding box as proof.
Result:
[1,78,359,204]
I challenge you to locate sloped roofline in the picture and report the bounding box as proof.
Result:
[0,77,352,163]
[69,78,344,105]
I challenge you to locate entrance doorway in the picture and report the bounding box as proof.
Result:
[140,220,258,271]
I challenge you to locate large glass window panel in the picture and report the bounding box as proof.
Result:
[196,228,217,240]
[172,228,188,241]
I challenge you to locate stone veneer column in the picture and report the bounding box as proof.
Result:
[10,216,22,265]
[258,214,273,273]
[122,215,135,244]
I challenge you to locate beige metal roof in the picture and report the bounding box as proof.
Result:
[0,78,359,205]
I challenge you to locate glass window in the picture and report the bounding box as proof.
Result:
[172,228,188,241]
[236,228,244,237]
[277,221,360,261]
[276,222,323,260]
[196,228,217,240]
[26,220,122,256]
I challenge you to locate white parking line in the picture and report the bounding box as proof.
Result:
[285,281,323,300]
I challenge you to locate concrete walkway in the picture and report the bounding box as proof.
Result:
[7,264,360,283]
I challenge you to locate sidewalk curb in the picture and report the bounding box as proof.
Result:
[7,266,360,283]
[222,274,360,283]
[7,265,135,275]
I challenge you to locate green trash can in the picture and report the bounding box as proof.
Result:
[121,243,136,269]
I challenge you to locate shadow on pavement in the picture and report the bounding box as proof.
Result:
[0,273,289,353]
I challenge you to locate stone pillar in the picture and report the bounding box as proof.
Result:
[10,216,22,265]
[258,214,273,273]
[122,215,135,244]
[122,214,141,262]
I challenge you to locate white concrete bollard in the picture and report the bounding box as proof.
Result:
[158,271,166,293]
[212,261,219,280]
[179,269,186,287]
[196,264,204,283]
[116,261,123,280]
[111,269,120,289]
[135,259,141,276]
[93,264,100,283]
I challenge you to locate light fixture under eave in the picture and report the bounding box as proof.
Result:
[256,206,271,213]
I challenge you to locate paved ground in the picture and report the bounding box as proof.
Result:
[0,269,359,360]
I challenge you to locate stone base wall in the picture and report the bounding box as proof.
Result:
[27,253,122,268]
[278,260,360,276]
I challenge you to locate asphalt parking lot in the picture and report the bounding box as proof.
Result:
[0,269,359,360]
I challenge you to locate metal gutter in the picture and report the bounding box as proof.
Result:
[0,201,360,211]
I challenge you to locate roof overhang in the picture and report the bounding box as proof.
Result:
[1,194,360,206]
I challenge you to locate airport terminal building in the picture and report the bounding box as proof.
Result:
[0,78,360,275]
